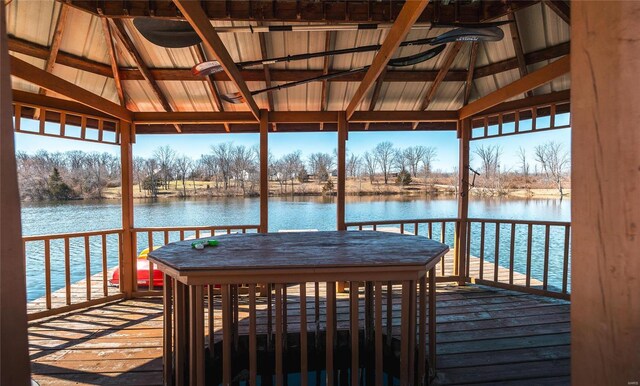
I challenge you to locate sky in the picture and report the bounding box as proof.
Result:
[14,117,571,173]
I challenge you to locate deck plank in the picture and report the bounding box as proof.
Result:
[29,283,570,386]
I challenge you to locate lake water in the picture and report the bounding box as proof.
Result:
[21,195,570,300]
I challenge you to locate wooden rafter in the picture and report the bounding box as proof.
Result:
[419,41,464,111]
[7,35,570,84]
[543,0,570,25]
[364,67,388,130]
[111,19,181,132]
[10,56,132,122]
[459,55,570,119]
[257,22,276,131]
[173,0,260,119]
[507,12,532,98]
[464,42,479,105]
[195,44,230,133]
[40,4,68,94]
[66,0,539,24]
[320,31,333,130]
[345,0,430,119]
[100,17,125,106]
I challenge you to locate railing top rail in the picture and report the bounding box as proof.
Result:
[22,228,124,242]
[467,218,571,227]
[132,225,261,232]
[345,218,460,227]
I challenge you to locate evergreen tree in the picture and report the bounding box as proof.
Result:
[47,168,75,200]
[396,169,412,186]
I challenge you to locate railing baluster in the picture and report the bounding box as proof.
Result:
[562,225,570,294]
[326,282,336,386]
[84,235,91,300]
[494,223,500,282]
[44,239,51,310]
[428,222,433,239]
[414,222,419,236]
[275,284,284,385]
[374,281,383,386]
[64,237,71,305]
[180,230,185,240]
[509,223,516,285]
[148,231,155,291]
[350,281,359,386]
[479,222,485,280]
[300,283,308,386]
[164,230,169,245]
[466,221,472,279]
[249,283,257,386]
[386,283,392,346]
[543,225,551,290]
[102,234,108,296]
[526,224,533,288]
[207,285,215,364]
[400,223,404,234]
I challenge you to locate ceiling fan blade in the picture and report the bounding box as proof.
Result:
[220,92,245,104]
[429,26,505,45]
[192,60,224,76]
[133,18,202,48]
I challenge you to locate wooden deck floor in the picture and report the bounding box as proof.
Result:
[28,283,570,386]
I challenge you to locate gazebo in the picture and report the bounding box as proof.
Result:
[0,1,637,385]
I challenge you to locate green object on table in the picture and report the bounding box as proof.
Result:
[191,239,219,249]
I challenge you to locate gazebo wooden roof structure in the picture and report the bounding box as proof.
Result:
[0,1,638,386]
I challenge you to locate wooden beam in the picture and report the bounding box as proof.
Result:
[507,12,532,98]
[259,110,268,233]
[365,67,388,130]
[456,119,470,285]
[350,110,458,123]
[132,110,458,125]
[173,0,260,119]
[571,2,639,384]
[119,121,135,295]
[543,0,570,25]
[459,55,570,119]
[12,89,116,119]
[419,41,463,111]
[66,0,538,24]
[0,4,31,384]
[320,31,333,130]
[195,44,230,132]
[100,17,125,106]
[10,55,132,121]
[40,4,69,91]
[8,35,569,83]
[134,111,257,124]
[464,42,479,105]
[474,90,570,117]
[258,23,276,131]
[336,112,347,231]
[111,19,181,132]
[345,0,430,119]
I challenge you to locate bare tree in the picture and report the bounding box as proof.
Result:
[534,141,570,197]
[362,151,377,183]
[153,145,176,190]
[133,157,146,192]
[308,152,334,182]
[517,147,531,190]
[174,156,193,196]
[211,143,233,190]
[346,153,361,178]
[394,149,409,173]
[373,141,394,184]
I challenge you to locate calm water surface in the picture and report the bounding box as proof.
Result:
[21,196,570,300]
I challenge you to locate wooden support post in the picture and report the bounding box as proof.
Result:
[337,112,347,231]
[0,3,31,383]
[120,121,135,296]
[260,109,269,233]
[571,2,640,384]
[455,119,470,285]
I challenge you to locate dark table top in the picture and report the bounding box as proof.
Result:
[147,231,449,275]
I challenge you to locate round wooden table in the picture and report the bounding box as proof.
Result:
[149,230,448,386]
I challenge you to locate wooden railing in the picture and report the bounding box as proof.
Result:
[23,229,124,320]
[345,218,572,300]
[345,218,460,282]
[465,218,571,300]
[131,225,260,293]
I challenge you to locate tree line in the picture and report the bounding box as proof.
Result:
[15,140,570,201]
